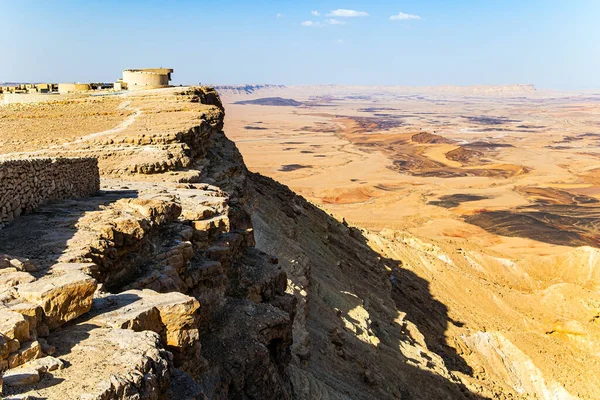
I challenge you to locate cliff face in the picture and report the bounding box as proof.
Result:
[0,87,497,399]
[0,88,296,399]
[184,91,487,399]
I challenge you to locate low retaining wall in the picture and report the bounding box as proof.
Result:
[0,158,100,224]
[3,93,62,105]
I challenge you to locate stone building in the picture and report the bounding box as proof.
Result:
[0,83,58,94]
[121,68,173,90]
[58,83,91,94]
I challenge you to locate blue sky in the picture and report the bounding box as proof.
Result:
[1,0,599,89]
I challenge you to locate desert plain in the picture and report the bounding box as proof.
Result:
[222,84,600,398]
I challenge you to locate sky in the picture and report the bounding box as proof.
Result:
[1,0,599,90]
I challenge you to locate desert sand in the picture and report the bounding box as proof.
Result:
[222,84,600,398]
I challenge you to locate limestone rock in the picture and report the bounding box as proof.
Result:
[0,336,9,360]
[1,326,172,399]
[16,272,97,329]
[2,356,64,390]
[7,340,41,368]
[50,262,98,276]
[23,355,64,373]
[125,197,182,224]
[0,255,36,273]
[5,299,42,339]
[2,367,40,387]
[91,289,201,351]
[8,258,36,273]
[55,326,171,399]
[0,270,35,287]
[181,205,216,221]
[0,309,30,343]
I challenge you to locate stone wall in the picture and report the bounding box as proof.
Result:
[0,158,99,224]
[3,93,62,105]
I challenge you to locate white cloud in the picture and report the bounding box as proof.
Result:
[276,13,284,18]
[327,18,346,25]
[327,9,369,17]
[301,20,323,27]
[390,12,422,21]
[336,39,344,44]
[311,10,320,16]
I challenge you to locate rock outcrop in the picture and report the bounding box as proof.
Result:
[0,86,519,399]
[0,88,299,399]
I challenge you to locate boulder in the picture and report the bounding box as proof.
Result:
[0,270,35,287]
[16,272,97,329]
[22,355,64,373]
[2,356,64,388]
[91,289,200,350]
[2,367,40,387]
[8,258,36,273]
[7,340,41,368]
[0,255,36,273]
[0,309,30,343]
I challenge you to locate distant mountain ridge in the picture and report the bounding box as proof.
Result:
[216,84,539,99]
[234,97,302,107]
[214,84,286,95]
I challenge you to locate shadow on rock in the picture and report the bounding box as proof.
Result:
[0,189,139,275]
[247,173,488,400]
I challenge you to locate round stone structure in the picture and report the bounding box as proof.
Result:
[58,83,91,94]
[122,68,173,90]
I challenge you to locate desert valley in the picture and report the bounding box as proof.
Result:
[222,84,600,398]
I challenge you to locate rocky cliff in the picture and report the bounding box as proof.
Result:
[0,87,499,399]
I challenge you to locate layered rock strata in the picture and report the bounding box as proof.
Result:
[0,88,297,399]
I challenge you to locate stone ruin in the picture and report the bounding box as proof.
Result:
[1,67,173,100]
[0,158,100,226]
[0,84,57,95]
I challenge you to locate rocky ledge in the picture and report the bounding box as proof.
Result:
[0,88,295,399]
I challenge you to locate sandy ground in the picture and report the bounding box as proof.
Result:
[222,85,600,398]
[222,86,600,251]
[0,96,131,154]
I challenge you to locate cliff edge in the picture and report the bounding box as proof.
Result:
[0,87,493,399]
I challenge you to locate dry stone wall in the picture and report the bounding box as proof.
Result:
[3,93,62,105]
[0,158,99,224]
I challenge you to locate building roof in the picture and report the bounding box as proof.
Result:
[124,68,173,75]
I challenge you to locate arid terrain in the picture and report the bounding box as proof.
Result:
[1,84,600,399]
[220,84,600,399]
